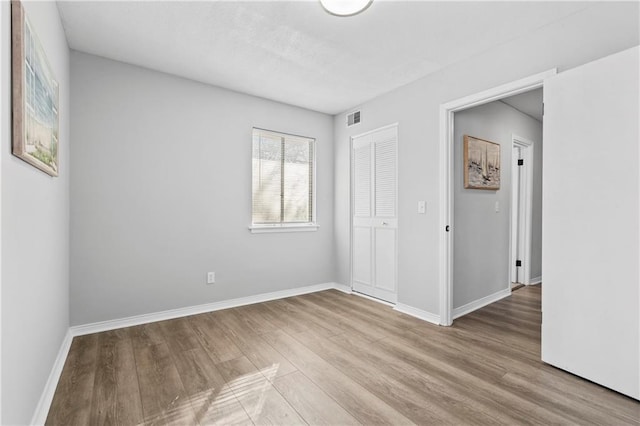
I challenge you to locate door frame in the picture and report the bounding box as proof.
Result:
[510,135,534,285]
[350,122,399,301]
[0,4,3,422]
[438,69,555,326]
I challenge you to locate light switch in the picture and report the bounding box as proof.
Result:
[495,201,500,213]
[418,201,426,214]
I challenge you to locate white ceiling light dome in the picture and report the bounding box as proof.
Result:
[320,0,373,17]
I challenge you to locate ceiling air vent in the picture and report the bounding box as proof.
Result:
[347,110,361,127]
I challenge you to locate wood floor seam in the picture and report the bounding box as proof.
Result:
[263,328,366,425]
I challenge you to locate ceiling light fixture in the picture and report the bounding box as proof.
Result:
[320,0,373,17]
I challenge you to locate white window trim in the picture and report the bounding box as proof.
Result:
[249,223,319,234]
[251,128,317,233]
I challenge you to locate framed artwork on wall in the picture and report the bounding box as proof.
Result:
[12,0,59,177]
[463,135,500,190]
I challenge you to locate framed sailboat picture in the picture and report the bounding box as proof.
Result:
[12,0,59,177]
[464,135,500,190]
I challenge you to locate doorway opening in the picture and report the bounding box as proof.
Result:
[439,70,554,326]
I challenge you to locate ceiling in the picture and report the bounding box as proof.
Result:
[501,89,543,122]
[57,1,626,114]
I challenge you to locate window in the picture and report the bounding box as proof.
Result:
[251,128,317,233]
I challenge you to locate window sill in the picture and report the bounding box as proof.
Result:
[249,224,319,234]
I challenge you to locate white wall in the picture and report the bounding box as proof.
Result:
[453,101,542,308]
[333,2,639,315]
[1,2,70,424]
[542,46,639,399]
[70,52,335,326]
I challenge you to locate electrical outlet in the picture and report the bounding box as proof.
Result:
[207,272,215,284]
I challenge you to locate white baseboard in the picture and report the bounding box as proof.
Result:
[34,282,346,423]
[31,329,73,426]
[351,290,395,307]
[349,290,441,327]
[332,282,353,294]
[529,276,542,285]
[70,282,342,337]
[452,288,511,319]
[40,281,436,423]
[394,303,441,325]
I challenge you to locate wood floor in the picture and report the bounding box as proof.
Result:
[47,286,639,425]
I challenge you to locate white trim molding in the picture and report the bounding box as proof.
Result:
[351,122,399,139]
[529,276,542,285]
[249,224,319,233]
[439,68,557,326]
[71,282,342,336]
[352,290,395,307]
[395,303,441,325]
[332,282,353,294]
[510,134,535,286]
[31,330,74,426]
[452,288,511,320]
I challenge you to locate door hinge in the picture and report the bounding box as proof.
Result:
[516,260,522,267]
[542,103,544,116]
[517,159,524,166]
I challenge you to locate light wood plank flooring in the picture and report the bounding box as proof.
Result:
[46,286,639,425]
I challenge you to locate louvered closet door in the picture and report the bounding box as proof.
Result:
[352,125,398,304]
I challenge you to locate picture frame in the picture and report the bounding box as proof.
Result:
[12,0,59,177]
[464,135,500,190]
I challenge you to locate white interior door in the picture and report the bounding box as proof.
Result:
[352,125,398,303]
[542,46,639,399]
